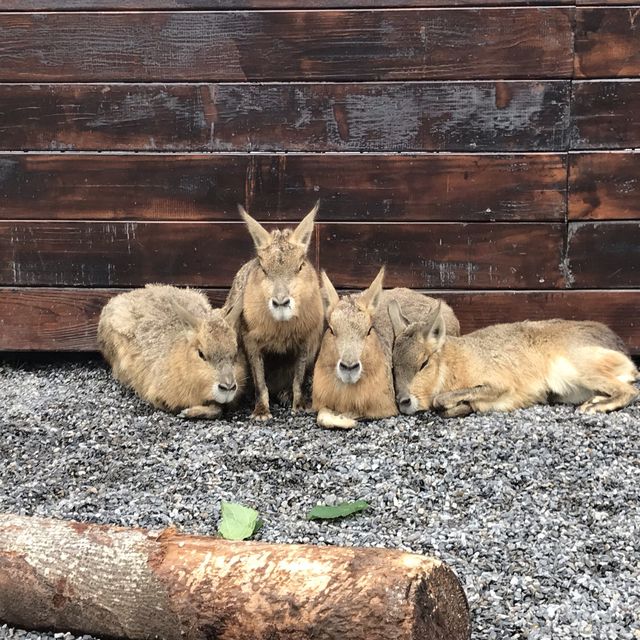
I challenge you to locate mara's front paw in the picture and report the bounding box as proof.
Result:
[179,405,221,420]
[317,408,357,430]
[578,395,611,415]
[251,403,272,421]
[291,398,312,414]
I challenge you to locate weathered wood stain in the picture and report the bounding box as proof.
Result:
[0,10,574,81]
[0,153,567,222]
[0,82,571,151]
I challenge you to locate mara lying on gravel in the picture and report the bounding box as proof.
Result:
[312,268,460,429]
[226,203,324,420]
[390,303,639,417]
[98,284,246,419]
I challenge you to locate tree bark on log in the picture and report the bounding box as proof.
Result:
[0,514,470,640]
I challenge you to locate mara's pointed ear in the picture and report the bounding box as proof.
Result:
[360,267,385,314]
[290,200,319,253]
[422,301,446,350]
[388,299,410,337]
[320,270,339,319]
[222,293,244,329]
[173,301,200,330]
[238,204,271,251]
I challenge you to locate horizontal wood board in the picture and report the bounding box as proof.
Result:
[575,8,640,78]
[0,222,565,289]
[569,152,640,220]
[0,10,574,81]
[2,0,575,8]
[566,222,640,288]
[2,288,638,352]
[571,81,640,149]
[0,83,571,152]
[0,154,567,222]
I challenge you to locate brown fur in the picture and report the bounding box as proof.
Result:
[392,308,639,417]
[312,271,460,428]
[227,203,324,420]
[97,284,247,419]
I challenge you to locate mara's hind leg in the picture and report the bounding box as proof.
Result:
[432,384,506,416]
[577,350,638,414]
[578,381,638,414]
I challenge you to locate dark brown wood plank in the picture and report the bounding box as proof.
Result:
[3,288,638,352]
[0,222,266,287]
[0,10,573,81]
[577,0,636,5]
[4,0,574,8]
[569,152,640,220]
[0,83,571,152]
[319,223,565,289]
[567,222,640,288]
[0,221,564,288]
[575,8,640,78]
[0,153,567,222]
[571,81,640,149]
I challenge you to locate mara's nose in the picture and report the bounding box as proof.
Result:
[397,396,412,409]
[339,360,361,373]
[218,381,237,393]
[271,297,291,308]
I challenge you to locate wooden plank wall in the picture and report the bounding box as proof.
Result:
[0,2,638,352]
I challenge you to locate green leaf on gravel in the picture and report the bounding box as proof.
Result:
[218,501,262,540]
[306,500,370,521]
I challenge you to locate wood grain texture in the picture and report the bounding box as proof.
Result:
[0,10,573,81]
[571,81,640,149]
[4,0,574,8]
[575,8,640,78]
[0,153,567,222]
[3,288,639,352]
[0,82,571,152]
[567,222,640,288]
[569,152,640,220]
[319,223,565,289]
[0,222,563,288]
[0,222,262,287]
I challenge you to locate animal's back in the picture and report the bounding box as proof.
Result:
[98,284,211,370]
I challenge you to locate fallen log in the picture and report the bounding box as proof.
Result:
[0,514,470,640]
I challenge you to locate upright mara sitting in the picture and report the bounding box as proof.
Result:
[391,303,639,417]
[312,268,460,429]
[227,203,324,420]
[98,284,246,419]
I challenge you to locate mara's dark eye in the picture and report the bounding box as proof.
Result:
[198,349,206,361]
[260,265,267,276]
[367,326,373,336]
[328,325,335,335]
[420,357,429,370]
[298,262,305,272]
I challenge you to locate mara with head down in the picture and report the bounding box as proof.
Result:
[98,284,246,419]
[391,303,639,417]
[312,268,460,429]
[226,202,324,420]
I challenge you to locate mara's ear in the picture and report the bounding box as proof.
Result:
[388,299,410,337]
[222,294,244,329]
[173,301,200,330]
[320,270,339,318]
[422,301,446,350]
[290,200,319,252]
[360,266,385,314]
[238,204,271,251]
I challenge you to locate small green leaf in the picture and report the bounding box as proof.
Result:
[306,500,370,521]
[218,501,262,540]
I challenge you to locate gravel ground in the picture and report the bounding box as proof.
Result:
[1,355,639,640]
